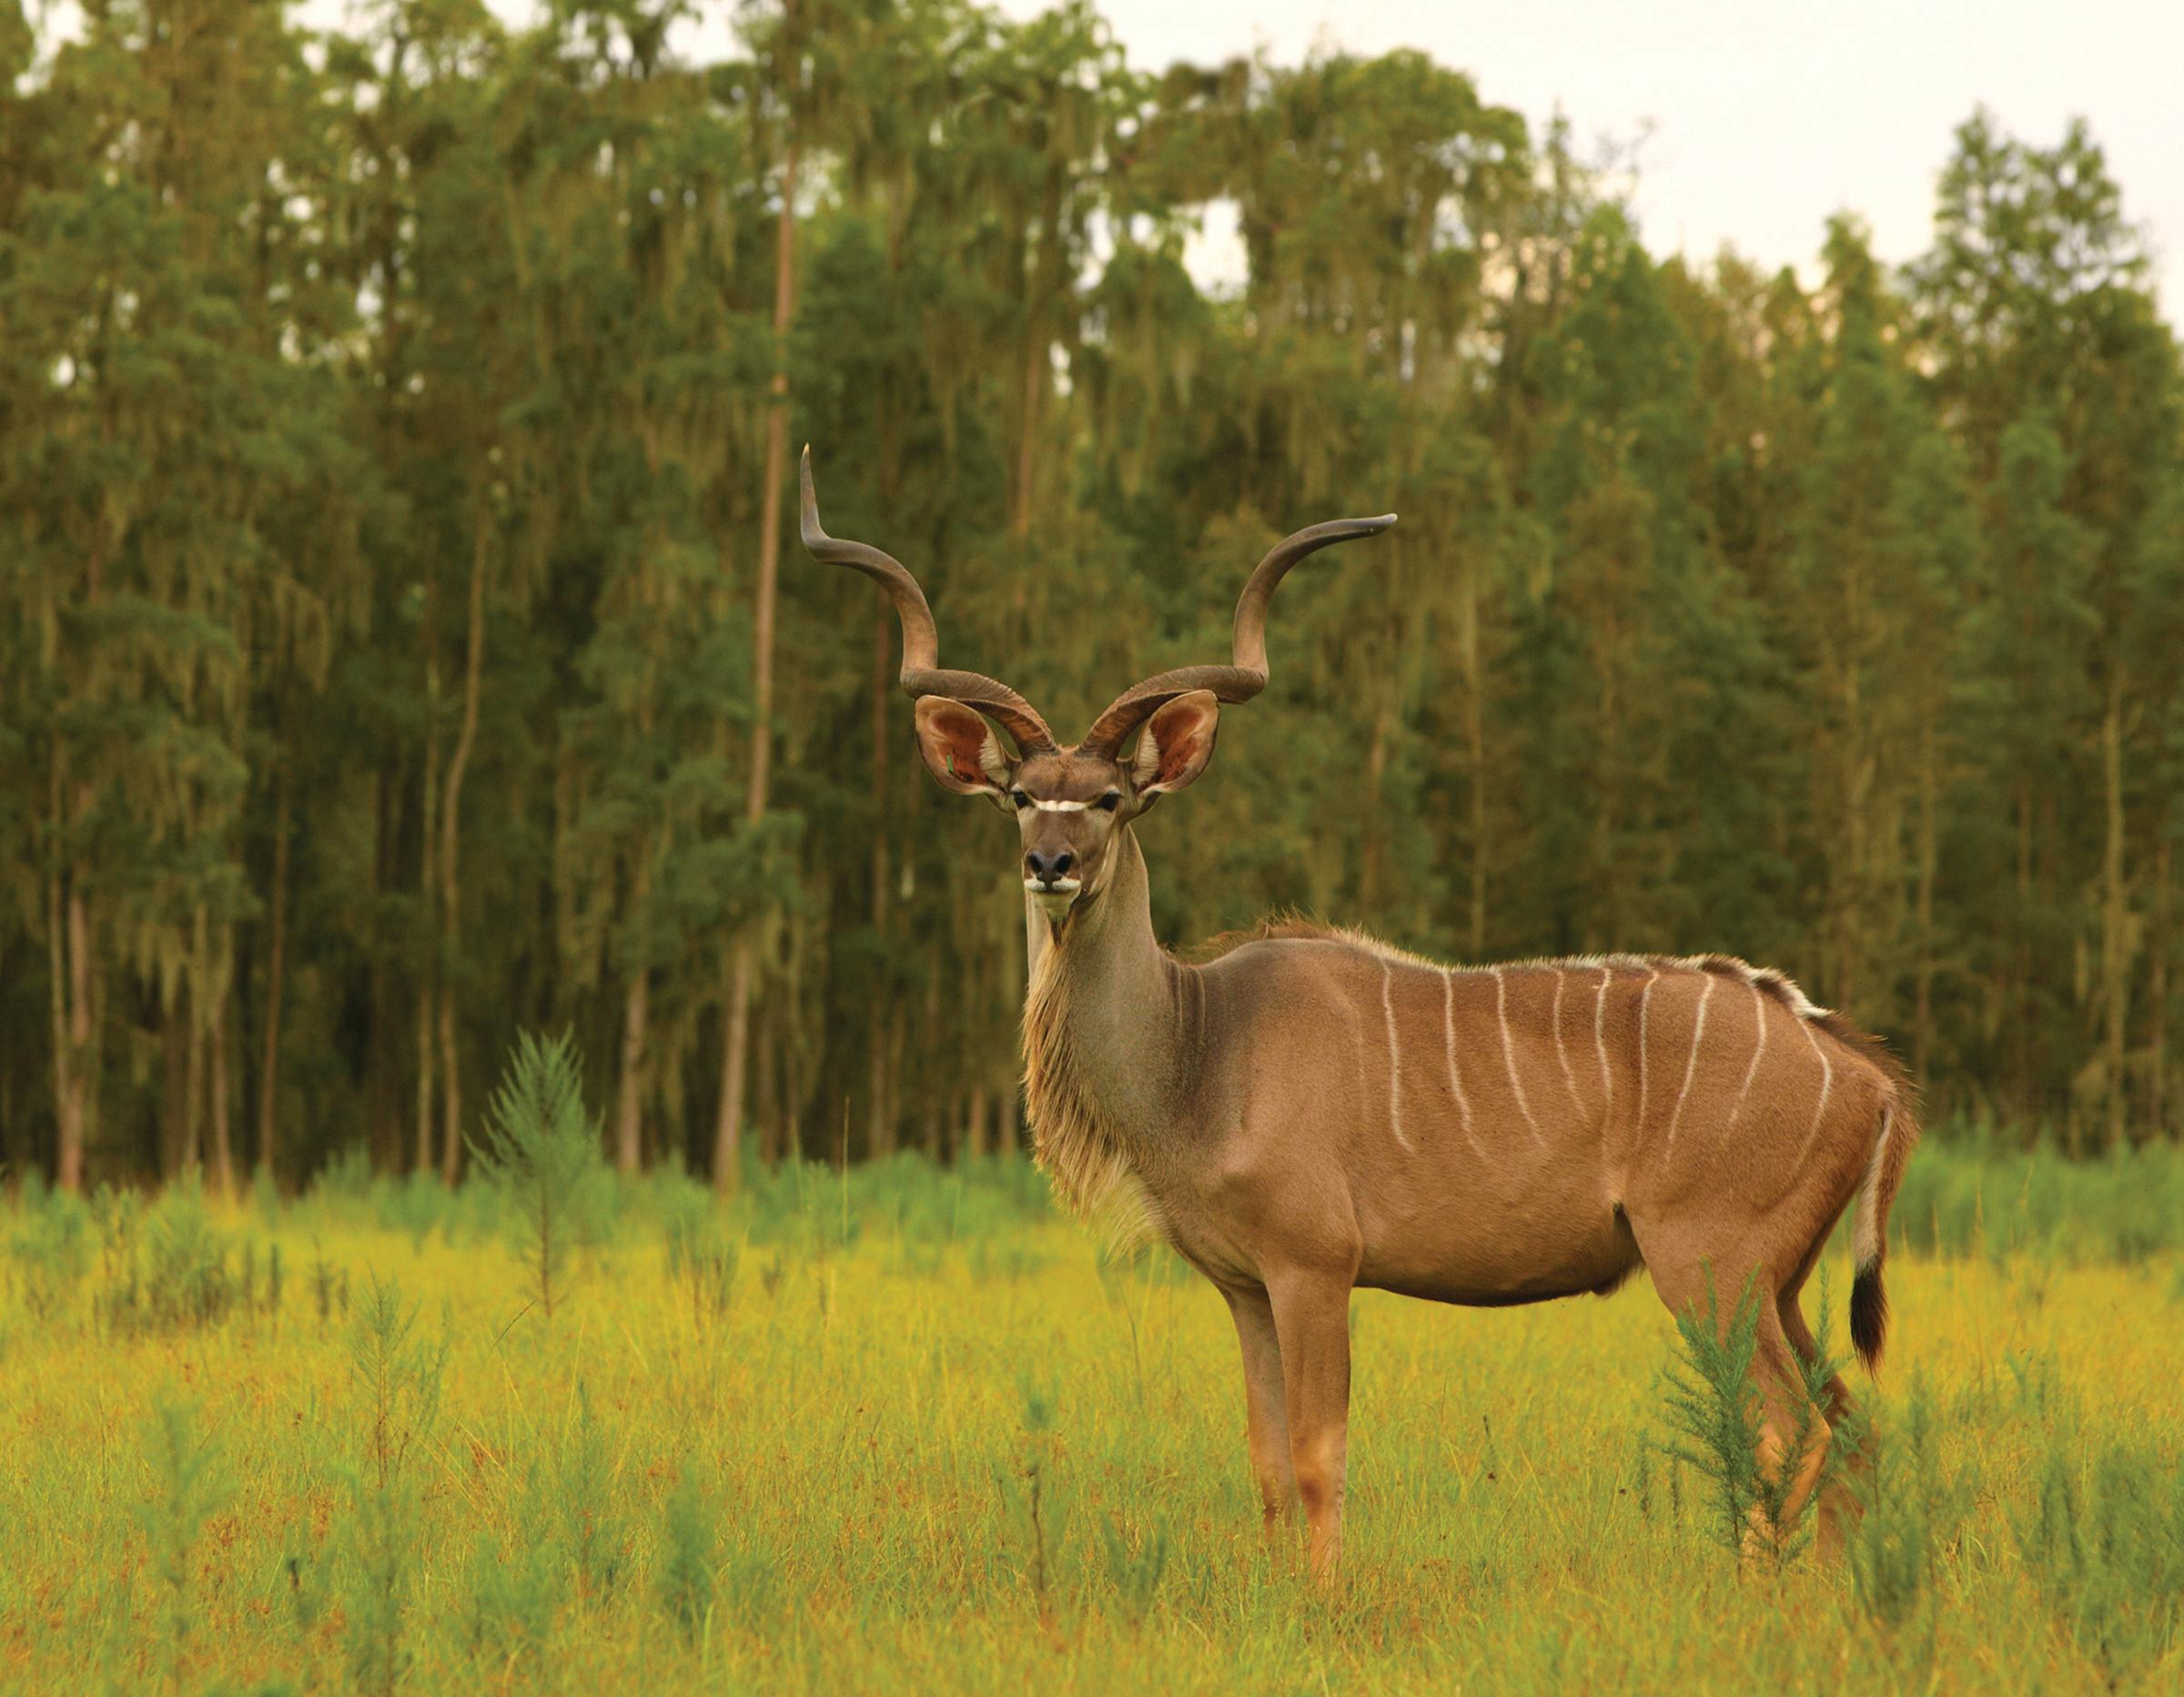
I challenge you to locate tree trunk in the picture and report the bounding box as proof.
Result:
[1837,543,1869,1015]
[2098,672,2128,1151]
[1913,720,1938,1082]
[183,1017,204,1175]
[2016,777,2035,1136]
[258,758,292,1183]
[46,839,74,1187]
[418,659,440,1176]
[882,1003,905,1160]
[868,605,893,1159]
[717,947,755,1185]
[714,129,798,1191]
[47,748,90,1193]
[208,975,235,1197]
[2151,833,2171,1141]
[1360,697,1392,913]
[369,752,400,1168]
[1459,549,1487,957]
[53,882,93,1193]
[615,971,648,1174]
[162,1007,189,1178]
[753,1014,781,1165]
[614,863,651,1174]
[966,1084,989,1162]
[438,516,490,1183]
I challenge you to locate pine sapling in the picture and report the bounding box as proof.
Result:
[1655,1266,1842,1570]
[137,1396,229,1692]
[470,1032,603,1318]
[655,1467,717,1644]
[459,1475,562,1680]
[1099,1513,1169,1624]
[558,1380,628,1606]
[340,1273,448,1696]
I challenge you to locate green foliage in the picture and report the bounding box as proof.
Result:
[459,1491,562,1676]
[663,1191,741,1328]
[1653,1268,1841,1570]
[654,1467,717,1643]
[470,1033,605,1318]
[5,1179,90,1320]
[558,1381,630,1606]
[1656,1270,1768,1561]
[1099,1513,1170,1624]
[341,1273,448,1695]
[136,1396,230,1691]
[1849,1377,1965,1662]
[1896,1128,2184,1262]
[2016,1421,2184,1683]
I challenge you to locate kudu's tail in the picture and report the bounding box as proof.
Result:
[1849,1093,1920,1371]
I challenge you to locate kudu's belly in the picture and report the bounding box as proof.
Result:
[1350,1177,1643,1308]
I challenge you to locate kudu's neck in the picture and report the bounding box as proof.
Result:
[1021,827,1198,1188]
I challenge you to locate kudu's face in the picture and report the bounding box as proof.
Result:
[796,445,1391,924]
[912,693,1221,923]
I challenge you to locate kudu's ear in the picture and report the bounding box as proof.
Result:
[915,698,1014,802]
[1132,690,1220,798]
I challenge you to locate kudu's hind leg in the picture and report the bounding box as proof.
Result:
[1223,1287,1299,1543]
[1266,1269,1353,1578]
[1645,1249,1833,1561]
[1778,1250,1865,1555]
[1749,1320,1834,1559]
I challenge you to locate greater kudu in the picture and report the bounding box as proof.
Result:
[801,449,1919,1574]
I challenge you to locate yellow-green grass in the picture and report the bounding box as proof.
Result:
[1,1165,2179,1694]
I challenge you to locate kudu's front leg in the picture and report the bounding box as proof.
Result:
[1223,1287,1297,1543]
[1267,1270,1353,1577]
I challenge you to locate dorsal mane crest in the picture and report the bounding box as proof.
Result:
[1181,924,1838,1024]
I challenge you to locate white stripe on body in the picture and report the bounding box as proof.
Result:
[1792,1012,1835,1170]
[1728,982,1769,1126]
[1441,970,1481,1151]
[1552,971,1583,1113]
[1380,960,1411,1149]
[1493,968,1545,1145]
[1662,974,1714,1158]
[1634,969,1662,1136]
[1592,967,1613,1116]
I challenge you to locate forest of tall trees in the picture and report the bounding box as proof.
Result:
[4,0,2180,1189]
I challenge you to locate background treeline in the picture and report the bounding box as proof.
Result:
[3,0,2180,1190]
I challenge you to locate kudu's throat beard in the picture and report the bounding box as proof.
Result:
[1029,886,1079,928]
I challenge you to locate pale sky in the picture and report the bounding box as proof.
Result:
[1026,0,2179,308]
[36,0,2181,308]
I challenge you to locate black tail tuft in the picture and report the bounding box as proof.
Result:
[1850,1261,1888,1370]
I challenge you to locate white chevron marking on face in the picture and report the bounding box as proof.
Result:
[1030,799,1090,812]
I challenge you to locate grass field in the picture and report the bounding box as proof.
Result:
[2,1141,2181,1694]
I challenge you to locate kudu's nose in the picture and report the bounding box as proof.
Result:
[1026,848,1076,885]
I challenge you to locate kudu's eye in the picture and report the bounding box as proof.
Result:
[1009,789,1031,810]
[1097,793,1121,813]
